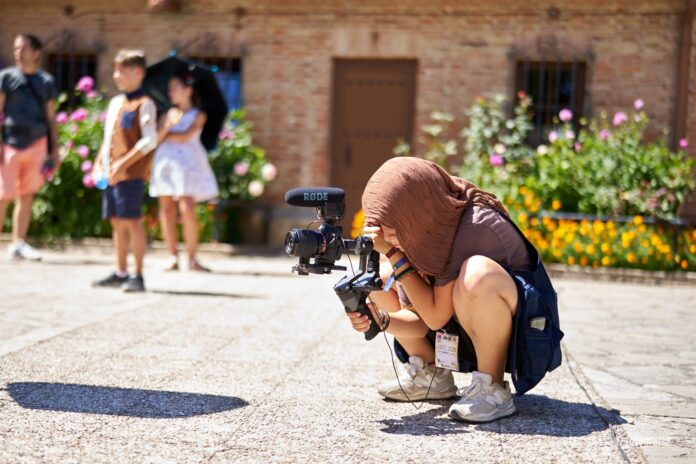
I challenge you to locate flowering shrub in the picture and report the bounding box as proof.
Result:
[460,95,695,221]
[458,93,535,200]
[209,109,276,202]
[30,81,110,239]
[511,188,695,271]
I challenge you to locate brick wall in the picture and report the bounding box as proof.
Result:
[1,0,695,229]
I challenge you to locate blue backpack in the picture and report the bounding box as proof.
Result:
[503,216,564,396]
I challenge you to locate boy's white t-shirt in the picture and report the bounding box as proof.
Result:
[99,94,158,174]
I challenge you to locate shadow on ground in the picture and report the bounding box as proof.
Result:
[378,394,625,437]
[150,289,265,299]
[7,382,247,418]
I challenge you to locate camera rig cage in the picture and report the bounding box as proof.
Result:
[284,187,383,340]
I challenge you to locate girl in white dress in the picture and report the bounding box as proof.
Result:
[151,74,219,271]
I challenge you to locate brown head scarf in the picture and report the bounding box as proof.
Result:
[362,157,508,282]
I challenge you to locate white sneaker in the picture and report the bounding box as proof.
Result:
[448,371,515,423]
[378,356,458,401]
[7,240,42,261]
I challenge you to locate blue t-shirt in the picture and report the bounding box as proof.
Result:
[0,66,57,148]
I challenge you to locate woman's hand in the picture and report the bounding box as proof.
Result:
[345,303,383,333]
[362,225,393,255]
[165,108,182,129]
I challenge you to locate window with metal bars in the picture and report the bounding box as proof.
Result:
[188,56,243,110]
[47,53,98,109]
[515,60,587,145]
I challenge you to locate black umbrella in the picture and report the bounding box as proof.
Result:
[143,55,228,151]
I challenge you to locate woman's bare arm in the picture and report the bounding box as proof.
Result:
[164,111,207,143]
[387,250,455,330]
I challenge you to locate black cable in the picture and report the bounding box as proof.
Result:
[370,299,437,411]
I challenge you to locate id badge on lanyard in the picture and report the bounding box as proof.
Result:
[435,330,459,371]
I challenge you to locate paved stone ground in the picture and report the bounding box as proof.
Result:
[0,249,693,463]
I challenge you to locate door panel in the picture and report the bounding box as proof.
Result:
[330,59,417,229]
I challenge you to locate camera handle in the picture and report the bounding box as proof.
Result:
[333,250,383,341]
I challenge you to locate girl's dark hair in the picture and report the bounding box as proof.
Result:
[171,73,200,107]
[17,34,43,51]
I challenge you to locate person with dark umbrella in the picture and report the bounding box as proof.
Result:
[146,61,224,272]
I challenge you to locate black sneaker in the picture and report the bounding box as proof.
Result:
[121,274,145,293]
[93,272,129,288]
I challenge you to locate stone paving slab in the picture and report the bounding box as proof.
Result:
[0,250,693,462]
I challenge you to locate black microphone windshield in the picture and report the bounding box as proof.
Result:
[285,187,345,207]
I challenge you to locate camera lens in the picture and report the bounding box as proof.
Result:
[284,229,326,258]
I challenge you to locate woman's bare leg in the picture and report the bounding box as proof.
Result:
[178,196,199,262]
[158,196,178,258]
[452,255,518,386]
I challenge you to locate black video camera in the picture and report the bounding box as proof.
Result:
[284,187,383,340]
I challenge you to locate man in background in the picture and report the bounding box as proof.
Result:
[0,34,59,261]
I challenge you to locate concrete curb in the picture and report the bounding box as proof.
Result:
[546,263,696,285]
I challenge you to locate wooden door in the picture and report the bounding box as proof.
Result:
[330,59,417,229]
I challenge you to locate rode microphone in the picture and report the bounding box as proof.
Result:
[285,187,346,223]
[285,187,345,207]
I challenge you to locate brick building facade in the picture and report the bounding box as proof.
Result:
[1,0,695,242]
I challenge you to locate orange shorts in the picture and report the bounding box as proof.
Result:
[0,137,48,200]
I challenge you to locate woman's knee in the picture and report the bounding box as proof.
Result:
[159,197,176,214]
[454,255,517,313]
[178,197,195,212]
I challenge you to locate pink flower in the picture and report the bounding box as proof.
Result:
[70,108,89,122]
[261,163,277,181]
[548,131,559,143]
[76,145,90,158]
[70,125,78,135]
[87,90,98,99]
[559,108,573,122]
[219,129,235,140]
[613,112,627,126]
[76,76,95,93]
[599,129,611,140]
[634,99,644,110]
[679,138,689,149]
[82,173,95,189]
[99,112,107,123]
[565,130,575,139]
[65,140,74,149]
[488,154,504,166]
[80,160,93,173]
[234,162,249,176]
[248,180,265,197]
[574,142,582,152]
[56,112,68,124]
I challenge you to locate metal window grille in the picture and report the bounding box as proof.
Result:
[47,53,98,109]
[188,56,243,110]
[515,60,586,145]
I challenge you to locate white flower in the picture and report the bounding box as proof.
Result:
[493,143,506,155]
[261,163,277,181]
[537,144,548,155]
[248,180,265,197]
